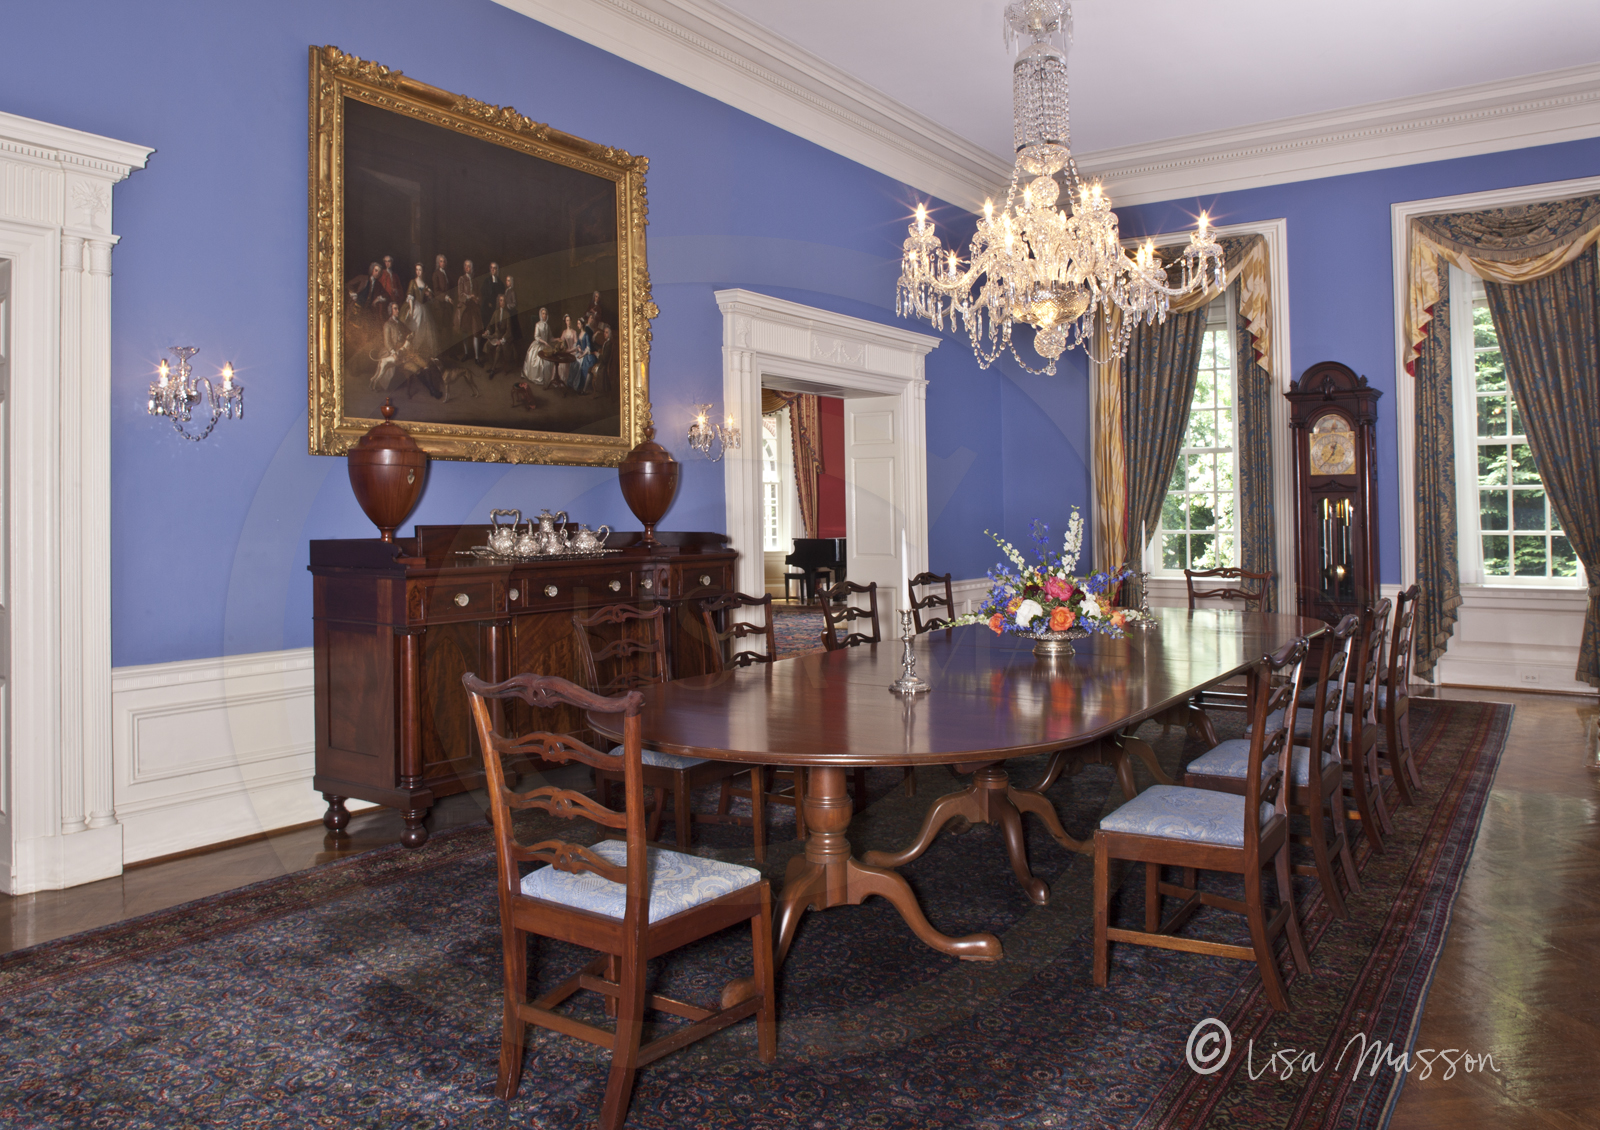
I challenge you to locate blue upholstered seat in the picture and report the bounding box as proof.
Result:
[1098,785,1277,848]
[520,838,761,922]
[611,744,709,770]
[1186,738,1340,787]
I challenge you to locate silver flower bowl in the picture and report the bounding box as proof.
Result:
[1028,625,1090,657]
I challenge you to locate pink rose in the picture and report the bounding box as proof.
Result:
[1044,576,1075,602]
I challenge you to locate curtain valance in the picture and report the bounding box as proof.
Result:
[1404,194,1600,373]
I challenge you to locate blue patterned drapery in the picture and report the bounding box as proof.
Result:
[1411,261,1462,679]
[1236,315,1277,611]
[1484,247,1600,687]
[1122,311,1208,561]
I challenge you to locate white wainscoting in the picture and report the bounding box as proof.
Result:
[1434,586,1594,695]
[111,647,370,864]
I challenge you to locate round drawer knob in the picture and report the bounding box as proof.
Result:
[700,574,712,587]
[454,592,470,607]
[609,580,622,592]
[545,585,559,597]
[641,578,653,591]
[509,588,520,601]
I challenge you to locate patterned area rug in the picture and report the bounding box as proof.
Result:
[772,609,825,657]
[0,699,1509,1129]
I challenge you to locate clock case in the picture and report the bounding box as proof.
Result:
[1287,361,1382,626]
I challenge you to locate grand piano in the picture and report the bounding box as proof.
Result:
[784,537,845,603]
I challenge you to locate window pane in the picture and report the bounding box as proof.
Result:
[1189,533,1214,569]
[1513,535,1548,577]
[1475,347,1506,392]
[1189,494,1218,532]
[1552,536,1578,577]
[1167,459,1184,493]
[1472,306,1497,350]
[1509,397,1523,437]
[1194,368,1216,407]
[1479,489,1508,531]
[1187,453,1215,493]
[1184,409,1217,449]
[1162,534,1184,570]
[1477,444,1508,486]
[1213,329,1233,370]
[1513,489,1547,531]
[1161,492,1184,531]
[1215,491,1235,531]
[1482,534,1510,576]
[1511,443,1540,484]
[1207,534,1235,570]
[1215,457,1234,493]
[1215,406,1233,442]
[1476,393,1507,437]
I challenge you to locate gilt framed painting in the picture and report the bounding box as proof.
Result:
[307,46,656,464]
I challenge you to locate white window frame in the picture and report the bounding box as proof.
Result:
[1447,266,1584,589]
[760,406,796,553]
[1147,286,1242,578]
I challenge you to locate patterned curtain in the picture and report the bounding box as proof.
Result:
[1483,247,1600,687]
[762,390,822,540]
[1122,310,1209,561]
[1236,316,1277,610]
[1412,260,1462,679]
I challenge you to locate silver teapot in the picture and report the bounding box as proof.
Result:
[532,508,569,555]
[569,523,611,552]
[487,509,522,556]
[513,521,541,557]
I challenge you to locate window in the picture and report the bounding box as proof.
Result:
[1153,290,1239,574]
[1450,270,1582,585]
[760,406,795,553]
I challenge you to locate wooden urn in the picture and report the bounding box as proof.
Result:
[617,423,679,548]
[347,399,428,542]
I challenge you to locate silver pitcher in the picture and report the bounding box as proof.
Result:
[487,509,522,556]
[569,523,611,552]
[532,508,569,555]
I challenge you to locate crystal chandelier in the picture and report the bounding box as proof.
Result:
[147,346,244,441]
[895,0,1225,374]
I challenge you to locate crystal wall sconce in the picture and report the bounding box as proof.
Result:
[687,403,740,462]
[147,346,244,441]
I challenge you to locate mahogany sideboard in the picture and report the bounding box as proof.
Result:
[310,526,735,846]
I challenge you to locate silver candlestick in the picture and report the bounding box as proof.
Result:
[889,608,930,695]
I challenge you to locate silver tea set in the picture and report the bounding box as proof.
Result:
[471,508,618,561]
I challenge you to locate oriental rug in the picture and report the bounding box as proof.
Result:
[771,609,826,658]
[0,698,1510,1130]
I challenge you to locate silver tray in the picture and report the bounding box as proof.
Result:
[457,545,623,563]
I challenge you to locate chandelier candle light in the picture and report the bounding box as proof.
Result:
[896,0,1225,373]
[147,346,244,441]
[687,404,740,462]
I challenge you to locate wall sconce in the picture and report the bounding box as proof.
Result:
[688,403,740,462]
[147,346,244,442]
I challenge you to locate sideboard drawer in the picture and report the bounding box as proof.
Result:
[669,562,731,601]
[516,567,639,612]
[413,579,500,623]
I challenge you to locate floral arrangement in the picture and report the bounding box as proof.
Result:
[955,510,1146,638]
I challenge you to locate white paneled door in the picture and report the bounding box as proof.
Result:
[844,396,907,623]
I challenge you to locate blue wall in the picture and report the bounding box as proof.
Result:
[1117,136,1600,585]
[0,0,1097,667]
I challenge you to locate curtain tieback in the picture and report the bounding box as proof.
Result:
[1588,584,1600,602]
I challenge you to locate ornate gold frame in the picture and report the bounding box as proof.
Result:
[307,46,656,464]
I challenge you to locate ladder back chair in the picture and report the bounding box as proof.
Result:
[573,603,768,862]
[909,571,956,633]
[1342,598,1394,854]
[818,579,912,804]
[463,672,776,1130]
[1094,636,1313,1012]
[1379,584,1424,806]
[699,591,809,842]
[1185,614,1363,919]
[821,580,881,650]
[1176,568,1275,742]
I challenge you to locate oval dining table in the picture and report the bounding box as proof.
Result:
[590,607,1322,967]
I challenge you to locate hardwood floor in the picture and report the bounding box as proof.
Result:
[3,689,1597,1126]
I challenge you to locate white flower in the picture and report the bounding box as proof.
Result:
[1079,593,1101,620]
[1015,599,1045,628]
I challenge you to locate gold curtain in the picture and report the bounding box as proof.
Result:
[763,390,822,540]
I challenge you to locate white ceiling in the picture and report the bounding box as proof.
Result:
[718,0,1600,158]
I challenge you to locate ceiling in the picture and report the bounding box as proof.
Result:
[716,0,1600,159]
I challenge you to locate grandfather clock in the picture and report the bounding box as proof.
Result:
[1288,361,1381,625]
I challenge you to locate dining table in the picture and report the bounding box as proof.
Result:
[589,607,1322,967]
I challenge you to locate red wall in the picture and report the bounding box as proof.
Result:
[817,396,846,538]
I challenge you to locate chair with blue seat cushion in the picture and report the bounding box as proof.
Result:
[463,671,776,1130]
[1094,636,1313,1012]
[1187,613,1363,919]
[574,603,767,862]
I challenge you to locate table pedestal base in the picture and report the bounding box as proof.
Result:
[773,767,1002,967]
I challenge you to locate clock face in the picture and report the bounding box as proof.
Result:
[1308,415,1356,476]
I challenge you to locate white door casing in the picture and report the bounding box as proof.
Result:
[715,289,937,645]
[0,110,151,893]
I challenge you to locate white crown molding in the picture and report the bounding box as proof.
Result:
[0,109,152,179]
[491,0,1009,211]
[1081,64,1600,207]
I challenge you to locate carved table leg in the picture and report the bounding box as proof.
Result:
[321,793,351,835]
[864,763,1051,906]
[400,806,431,848]
[774,766,1001,967]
